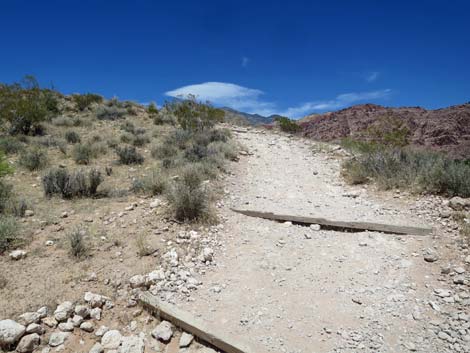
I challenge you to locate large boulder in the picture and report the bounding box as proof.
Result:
[0,319,26,348]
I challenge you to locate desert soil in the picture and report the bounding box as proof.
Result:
[175,129,469,353]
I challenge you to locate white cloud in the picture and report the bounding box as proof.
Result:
[165,82,391,119]
[241,57,250,68]
[365,71,379,82]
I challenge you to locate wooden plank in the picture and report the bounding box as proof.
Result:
[231,208,432,236]
[139,292,256,353]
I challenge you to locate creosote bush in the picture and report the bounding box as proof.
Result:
[115,146,144,165]
[275,116,301,133]
[42,168,104,199]
[19,148,48,171]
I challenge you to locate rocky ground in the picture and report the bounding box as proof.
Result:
[1,127,469,353]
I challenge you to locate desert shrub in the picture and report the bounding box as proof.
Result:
[72,93,103,111]
[132,134,150,147]
[65,130,81,144]
[0,216,19,254]
[107,138,119,149]
[68,228,89,259]
[19,148,48,171]
[151,142,178,160]
[166,165,210,221]
[207,140,238,161]
[120,121,136,134]
[73,144,93,165]
[0,136,23,154]
[120,132,134,144]
[184,143,209,162]
[95,105,127,120]
[165,97,224,132]
[0,152,12,178]
[147,102,158,115]
[0,76,59,135]
[275,116,301,133]
[7,198,28,218]
[341,147,470,197]
[52,116,84,127]
[42,168,104,199]
[132,170,168,196]
[115,146,144,165]
[0,180,13,214]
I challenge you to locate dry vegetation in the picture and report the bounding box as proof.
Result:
[0,76,238,317]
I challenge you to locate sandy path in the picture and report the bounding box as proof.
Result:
[177,129,449,353]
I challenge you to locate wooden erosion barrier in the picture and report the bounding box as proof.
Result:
[231,208,433,236]
[140,292,256,353]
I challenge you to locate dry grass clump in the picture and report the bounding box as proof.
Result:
[68,228,89,259]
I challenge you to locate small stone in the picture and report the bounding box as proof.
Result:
[310,224,321,231]
[101,330,122,349]
[89,343,104,353]
[90,308,102,321]
[26,323,44,335]
[71,315,83,327]
[202,248,214,262]
[129,275,146,289]
[118,335,144,353]
[9,250,27,260]
[17,312,41,326]
[95,326,109,337]
[45,240,54,246]
[0,319,26,347]
[16,333,40,353]
[454,267,465,274]
[151,321,173,342]
[149,199,160,209]
[441,265,451,274]
[179,332,194,348]
[36,307,48,319]
[25,210,34,217]
[54,302,74,322]
[74,305,90,318]
[41,317,57,328]
[80,321,94,333]
[453,276,465,285]
[48,332,70,347]
[60,212,68,218]
[58,321,74,332]
[424,250,439,263]
[84,292,105,308]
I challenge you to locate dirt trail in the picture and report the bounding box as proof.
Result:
[176,129,455,353]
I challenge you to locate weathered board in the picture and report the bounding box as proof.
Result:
[231,208,432,236]
[140,292,256,353]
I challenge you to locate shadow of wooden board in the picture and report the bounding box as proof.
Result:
[140,292,257,353]
[231,208,432,236]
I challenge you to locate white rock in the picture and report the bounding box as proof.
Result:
[84,292,105,308]
[95,326,109,337]
[118,335,145,353]
[41,317,57,328]
[18,312,41,326]
[101,330,122,349]
[129,275,146,289]
[202,247,214,262]
[25,210,34,217]
[48,332,70,347]
[149,199,161,209]
[45,240,54,246]
[9,250,27,260]
[71,315,83,327]
[26,323,44,335]
[58,321,74,332]
[0,319,26,347]
[179,332,194,348]
[16,333,40,353]
[54,302,73,322]
[90,308,102,321]
[37,307,48,319]
[151,321,173,342]
[80,321,94,333]
[309,224,321,231]
[89,343,104,353]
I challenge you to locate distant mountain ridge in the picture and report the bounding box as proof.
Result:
[221,107,278,125]
[299,103,470,159]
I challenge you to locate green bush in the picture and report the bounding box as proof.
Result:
[19,148,48,171]
[0,136,23,154]
[42,168,104,199]
[275,116,301,133]
[341,146,470,197]
[72,93,103,111]
[0,75,59,135]
[0,216,19,254]
[0,152,13,177]
[166,165,210,221]
[147,102,158,115]
[165,97,224,132]
[65,131,81,144]
[115,146,144,165]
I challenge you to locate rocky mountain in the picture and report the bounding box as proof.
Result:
[299,103,470,159]
[221,107,277,126]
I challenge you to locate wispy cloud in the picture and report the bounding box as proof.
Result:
[365,71,380,82]
[241,56,250,68]
[165,82,392,118]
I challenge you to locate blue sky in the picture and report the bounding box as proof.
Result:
[1,0,469,118]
